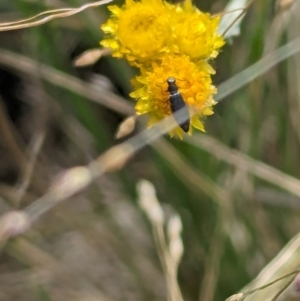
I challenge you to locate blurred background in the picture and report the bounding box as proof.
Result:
[0,0,300,300]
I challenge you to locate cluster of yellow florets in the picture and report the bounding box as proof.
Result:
[100,0,225,138]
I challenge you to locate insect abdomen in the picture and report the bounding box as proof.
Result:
[169,92,190,133]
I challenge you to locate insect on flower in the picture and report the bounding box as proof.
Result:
[101,0,256,139]
[167,77,190,133]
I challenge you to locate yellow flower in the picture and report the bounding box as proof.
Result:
[130,55,217,139]
[173,0,225,60]
[100,0,174,66]
[100,0,225,138]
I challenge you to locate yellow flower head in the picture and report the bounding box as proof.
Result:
[100,0,174,66]
[100,0,225,138]
[130,55,217,139]
[173,0,225,60]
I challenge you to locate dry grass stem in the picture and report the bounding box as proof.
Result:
[188,135,300,198]
[220,0,256,37]
[137,180,184,301]
[0,49,134,116]
[14,131,46,206]
[0,0,113,31]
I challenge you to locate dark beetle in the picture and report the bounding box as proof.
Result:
[166,77,190,132]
